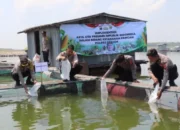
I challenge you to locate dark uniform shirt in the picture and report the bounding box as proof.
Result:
[104,55,137,80]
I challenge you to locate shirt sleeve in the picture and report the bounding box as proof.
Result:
[29,62,36,81]
[60,52,64,56]
[128,57,137,80]
[16,64,25,86]
[73,52,78,63]
[103,59,117,78]
[148,62,152,75]
[161,60,172,91]
[56,52,66,60]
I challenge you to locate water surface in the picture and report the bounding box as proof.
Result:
[0,94,180,130]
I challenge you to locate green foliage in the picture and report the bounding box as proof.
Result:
[60,29,65,41]
[60,29,65,36]
[136,36,145,47]
[143,27,147,35]
[68,39,84,52]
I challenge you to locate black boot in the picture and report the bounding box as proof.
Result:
[70,76,76,81]
[63,79,69,82]
[12,73,21,86]
[26,77,34,85]
[26,80,34,85]
[115,77,121,81]
[169,80,177,86]
[15,80,21,86]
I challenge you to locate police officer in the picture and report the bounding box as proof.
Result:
[11,55,37,93]
[102,54,139,82]
[147,48,178,99]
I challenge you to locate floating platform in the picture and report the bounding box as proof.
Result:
[1,74,180,111]
[75,75,180,111]
[0,75,98,98]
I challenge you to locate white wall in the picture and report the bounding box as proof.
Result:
[26,27,60,67]
[27,32,36,60]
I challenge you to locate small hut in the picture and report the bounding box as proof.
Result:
[18,12,147,71]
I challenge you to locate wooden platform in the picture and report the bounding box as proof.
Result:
[75,74,180,111]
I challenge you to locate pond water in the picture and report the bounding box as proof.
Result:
[0,52,180,130]
[0,94,180,130]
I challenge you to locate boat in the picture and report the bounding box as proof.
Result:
[170,46,180,52]
[157,43,169,51]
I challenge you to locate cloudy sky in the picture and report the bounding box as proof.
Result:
[0,0,179,49]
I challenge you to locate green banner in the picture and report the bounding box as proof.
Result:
[60,22,147,56]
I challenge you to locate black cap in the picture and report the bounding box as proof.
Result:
[19,55,28,62]
[146,48,158,57]
[115,53,124,63]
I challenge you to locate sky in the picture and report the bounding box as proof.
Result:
[0,0,180,49]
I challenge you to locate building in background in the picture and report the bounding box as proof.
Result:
[18,12,147,72]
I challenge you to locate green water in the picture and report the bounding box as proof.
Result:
[0,94,180,130]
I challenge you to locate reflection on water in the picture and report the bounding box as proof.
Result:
[0,94,180,130]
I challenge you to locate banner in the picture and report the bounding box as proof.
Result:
[60,22,147,56]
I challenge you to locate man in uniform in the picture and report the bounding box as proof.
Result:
[102,54,139,82]
[147,48,178,99]
[42,31,50,65]
[56,45,83,81]
[11,55,37,93]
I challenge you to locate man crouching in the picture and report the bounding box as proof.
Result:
[56,45,83,81]
[147,48,179,99]
[102,54,139,83]
[11,55,37,93]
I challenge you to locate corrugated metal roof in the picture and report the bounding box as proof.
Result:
[18,12,146,34]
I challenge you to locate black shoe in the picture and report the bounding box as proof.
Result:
[115,78,121,81]
[15,82,21,86]
[15,81,22,88]
[70,76,76,81]
[26,81,34,85]
[169,80,177,86]
[63,79,69,82]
